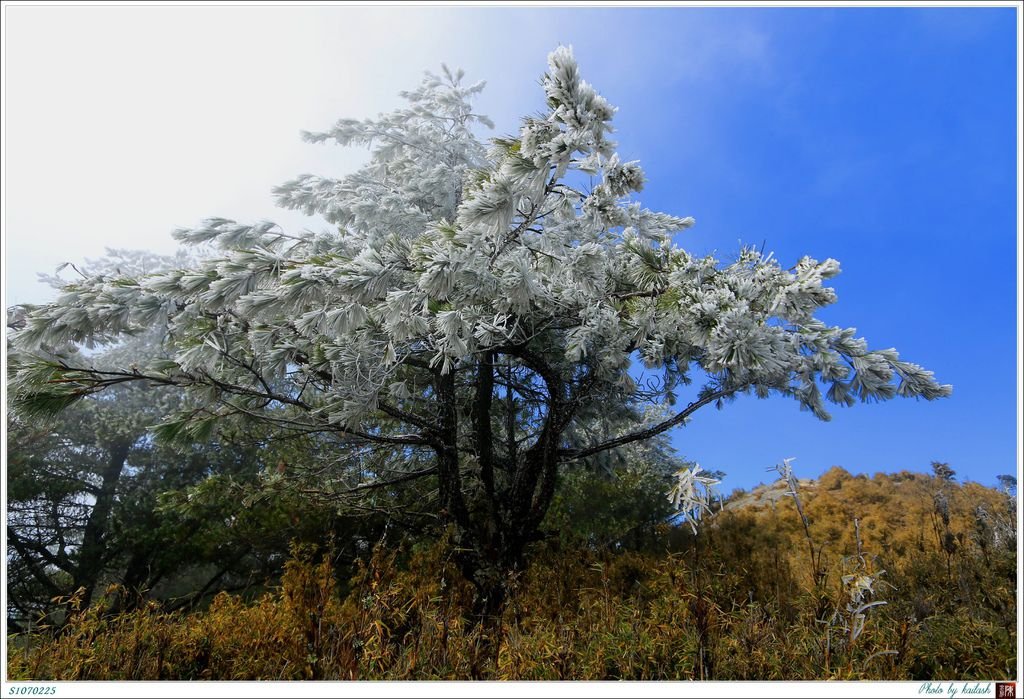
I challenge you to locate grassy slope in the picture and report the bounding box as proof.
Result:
[7,468,1018,680]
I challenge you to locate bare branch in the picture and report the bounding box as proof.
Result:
[559,386,744,462]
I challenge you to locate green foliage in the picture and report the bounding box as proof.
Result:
[5,376,378,624]
[9,469,1015,681]
[547,462,675,550]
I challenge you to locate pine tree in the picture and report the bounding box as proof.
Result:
[9,47,951,621]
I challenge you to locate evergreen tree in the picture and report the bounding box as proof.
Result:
[9,47,951,620]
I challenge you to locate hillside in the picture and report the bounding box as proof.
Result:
[8,467,1017,681]
[722,466,1014,563]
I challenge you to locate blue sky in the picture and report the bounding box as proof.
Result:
[578,8,1019,491]
[4,6,1019,492]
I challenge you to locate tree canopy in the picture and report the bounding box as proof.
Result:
[8,47,952,613]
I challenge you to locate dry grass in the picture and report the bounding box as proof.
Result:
[7,469,1017,681]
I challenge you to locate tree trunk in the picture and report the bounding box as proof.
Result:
[73,438,131,609]
[460,535,524,679]
[434,350,569,674]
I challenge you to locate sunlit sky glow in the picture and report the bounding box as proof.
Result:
[3,5,1018,492]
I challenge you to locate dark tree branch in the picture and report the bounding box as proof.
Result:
[503,359,518,467]
[377,400,439,432]
[498,345,566,532]
[434,369,471,530]
[47,363,433,448]
[474,352,497,513]
[338,466,438,494]
[6,527,68,599]
[73,437,131,609]
[287,351,441,436]
[559,386,744,462]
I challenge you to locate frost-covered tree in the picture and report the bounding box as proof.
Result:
[9,48,951,619]
[5,251,319,622]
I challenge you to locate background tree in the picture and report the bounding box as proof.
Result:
[5,367,400,626]
[546,432,685,551]
[931,461,957,483]
[995,474,1016,496]
[5,251,382,624]
[9,47,951,622]
[6,381,202,621]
